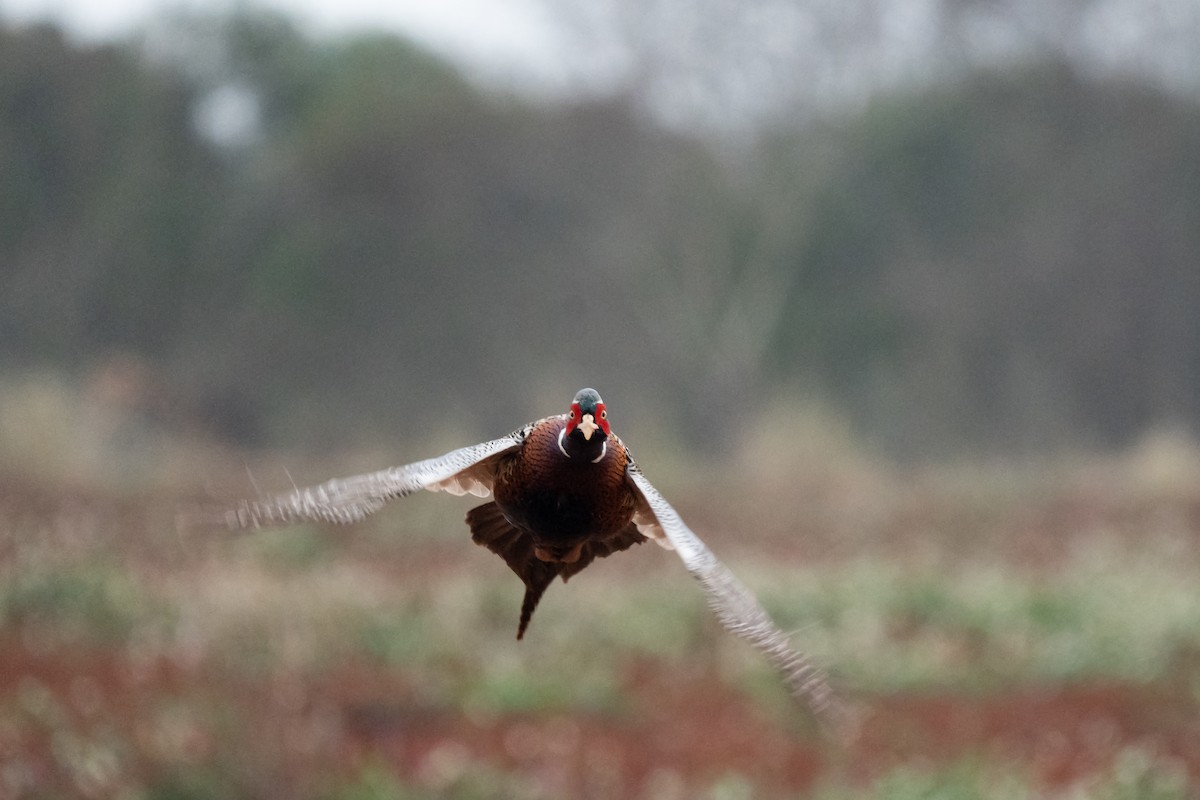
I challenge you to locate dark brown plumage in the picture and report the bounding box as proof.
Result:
[465,498,645,638]
[472,395,646,638]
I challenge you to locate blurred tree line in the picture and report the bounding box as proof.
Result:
[1,9,1198,457]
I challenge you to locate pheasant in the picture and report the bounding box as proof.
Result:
[192,388,840,724]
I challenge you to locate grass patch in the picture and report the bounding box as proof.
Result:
[0,559,170,647]
[811,747,1193,800]
[4,384,1200,798]
[815,761,1033,800]
[5,522,1197,705]
[748,537,1200,691]
[324,758,546,800]
[233,524,340,570]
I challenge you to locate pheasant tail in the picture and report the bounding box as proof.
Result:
[466,502,562,639]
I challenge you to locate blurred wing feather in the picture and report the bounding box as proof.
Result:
[188,418,555,531]
[627,465,843,727]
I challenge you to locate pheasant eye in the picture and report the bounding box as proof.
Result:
[600,410,607,419]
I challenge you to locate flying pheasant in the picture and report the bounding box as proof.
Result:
[193,388,839,723]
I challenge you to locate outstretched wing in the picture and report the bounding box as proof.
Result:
[626,464,844,728]
[186,417,556,531]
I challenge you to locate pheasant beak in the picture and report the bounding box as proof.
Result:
[577,413,600,441]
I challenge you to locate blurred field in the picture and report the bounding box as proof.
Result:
[1,378,1198,799]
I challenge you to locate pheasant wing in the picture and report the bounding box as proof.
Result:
[186,417,556,531]
[627,465,844,728]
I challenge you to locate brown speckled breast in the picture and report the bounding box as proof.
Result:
[492,417,637,551]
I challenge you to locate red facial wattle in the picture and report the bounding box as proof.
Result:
[594,402,610,435]
[565,402,583,436]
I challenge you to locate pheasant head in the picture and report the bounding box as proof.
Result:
[564,387,610,442]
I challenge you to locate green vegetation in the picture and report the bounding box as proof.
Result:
[0,376,1197,795]
[811,748,1192,800]
[758,541,1200,690]
[2,12,1200,455]
[0,559,170,646]
[324,760,546,800]
[2,444,1198,796]
[108,529,1200,699]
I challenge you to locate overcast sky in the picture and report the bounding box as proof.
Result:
[5,0,1197,136]
[0,0,561,79]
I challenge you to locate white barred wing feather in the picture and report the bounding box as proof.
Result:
[187,422,549,532]
[627,466,845,729]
